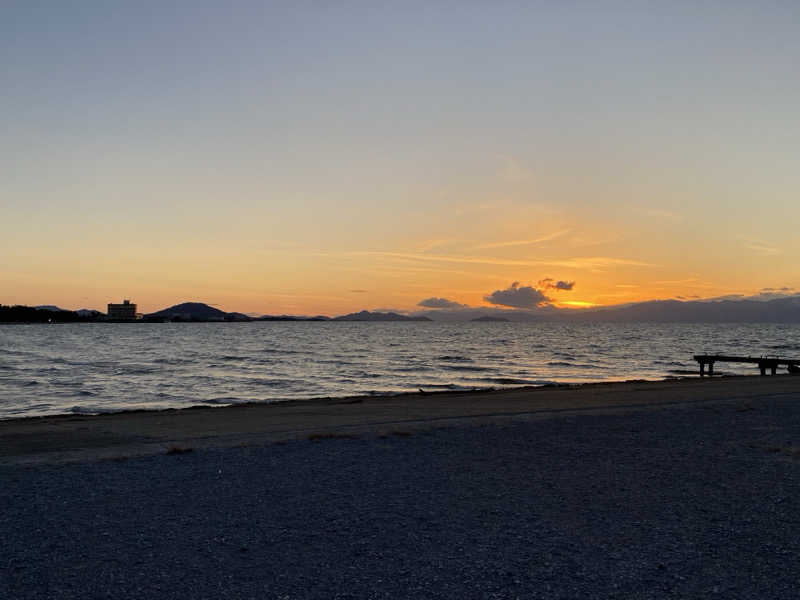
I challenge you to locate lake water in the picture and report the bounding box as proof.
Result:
[2,321,799,419]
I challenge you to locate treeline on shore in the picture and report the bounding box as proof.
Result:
[0,304,320,323]
[0,305,92,323]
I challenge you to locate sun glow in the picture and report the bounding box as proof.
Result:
[557,301,598,309]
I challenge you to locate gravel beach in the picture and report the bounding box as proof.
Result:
[2,378,800,598]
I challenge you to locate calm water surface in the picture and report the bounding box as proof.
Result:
[2,322,799,419]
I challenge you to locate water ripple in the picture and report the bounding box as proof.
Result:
[2,321,798,418]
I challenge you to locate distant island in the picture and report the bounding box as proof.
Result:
[470,315,509,322]
[332,310,431,322]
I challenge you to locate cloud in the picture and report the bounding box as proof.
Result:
[416,238,459,253]
[742,239,781,256]
[477,230,570,249]
[325,251,651,270]
[539,278,575,291]
[753,288,799,301]
[417,297,467,309]
[497,155,534,182]
[372,307,409,314]
[702,294,745,301]
[484,282,550,309]
[350,289,367,293]
[635,208,684,222]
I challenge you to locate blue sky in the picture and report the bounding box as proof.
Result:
[2,2,799,313]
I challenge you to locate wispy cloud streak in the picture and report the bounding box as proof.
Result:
[476,230,570,249]
[742,239,781,256]
[312,251,653,270]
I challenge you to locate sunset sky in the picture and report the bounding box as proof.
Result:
[2,2,798,315]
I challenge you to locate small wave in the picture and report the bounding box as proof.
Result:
[546,361,601,370]
[24,380,40,386]
[391,366,434,373]
[153,357,190,365]
[440,364,491,372]
[0,348,35,356]
[156,392,186,399]
[76,390,96,396]
[415,383,480,391]
[437,355,473,362]
[201,397,249,405]
[480,377,553,385]
[114,368,157,376]
[69,405,103,415]
[242,377,297,387]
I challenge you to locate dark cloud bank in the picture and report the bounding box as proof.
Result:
[484,282,550,309]
[540,278,575,291]
[417,297,467,309]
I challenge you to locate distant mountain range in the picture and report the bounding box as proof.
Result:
[567,296,800,323]
[6,296,800,323]
[145,305,431,322]
[332,310,431,322]
[411,296,800,323]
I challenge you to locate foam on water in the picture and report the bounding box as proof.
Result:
[1,321,800,418]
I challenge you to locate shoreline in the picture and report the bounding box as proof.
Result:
[2,373,680,423]
[2,374,799,465]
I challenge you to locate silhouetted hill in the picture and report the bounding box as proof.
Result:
[333,310,432,322]
[567,297,800,323]
[1,305,84,323]
[257,315,331,321]
[225,312,252,322]
[147,302,231,321]
[470,315,509,322]
[35,305,67,312]
[415,296,800,322]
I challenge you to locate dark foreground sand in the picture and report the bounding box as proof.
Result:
[2,376,800,598]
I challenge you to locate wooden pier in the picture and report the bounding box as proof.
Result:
[693,354,800,376]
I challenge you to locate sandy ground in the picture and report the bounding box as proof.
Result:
[3,375,799,465]
[3,375,800,598]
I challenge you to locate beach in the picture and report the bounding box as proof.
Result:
[1,375,799,465]
[3,376,800,598]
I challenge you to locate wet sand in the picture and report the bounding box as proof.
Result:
[2,375,799,465]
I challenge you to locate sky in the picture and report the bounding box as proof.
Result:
[2,1,799,315]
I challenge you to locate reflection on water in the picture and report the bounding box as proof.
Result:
[1,322,799,418]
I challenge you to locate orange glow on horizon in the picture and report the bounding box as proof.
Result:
[556,301,598,308]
